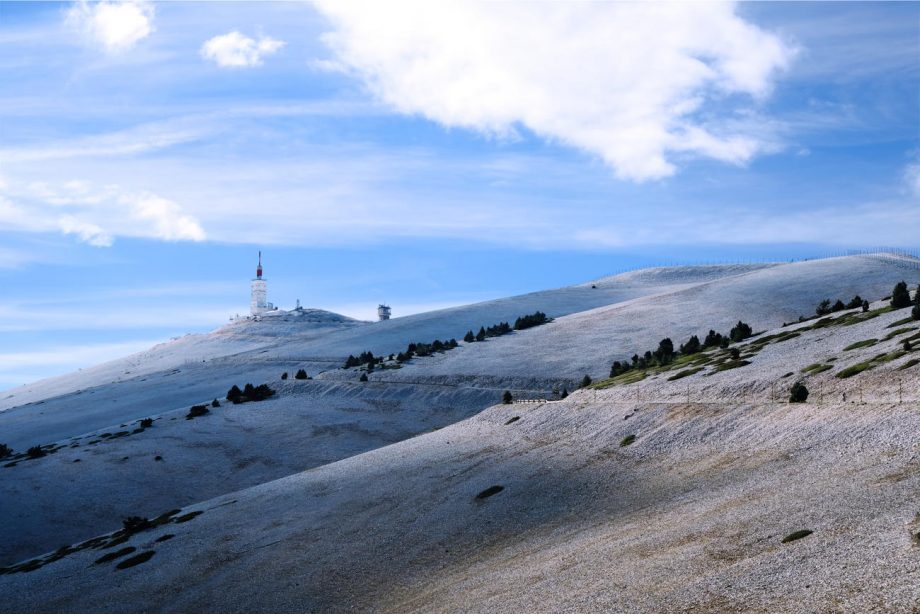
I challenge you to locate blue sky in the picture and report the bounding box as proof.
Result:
[0,1,917,389]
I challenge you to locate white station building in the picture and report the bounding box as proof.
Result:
[250,252,274,315]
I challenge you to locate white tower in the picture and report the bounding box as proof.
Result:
[250,252,268,315]
[377,304,391,321]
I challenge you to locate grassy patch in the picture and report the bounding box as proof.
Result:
[592,369,648,389]
[94,547,136,565]
[899,358,920,371]
[843,339,877,351]
[115,550,155,570]
[801,363,832,375]
[667,366,705,381]
[475,485,504,500]
[712,360,751,373]
[883,327,918,341]
[620,434,636,447]
[173,510,204,524]
[504,416,520,425]
[781,530,813,544]
[887,317,915,328]
[836,361,874,379]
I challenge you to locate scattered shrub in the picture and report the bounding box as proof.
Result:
[913,305,920,321]
[186,405,209,419]
[115,550,155,570]
[861,299,870,312]
[295,369,308,380]
[580,375,592,388]
[281,372,288,380]
[502,390,513,404]
[226,385,242,404]
[26,446,46,459]
[781,529,813,543]
[729,347,741,360]
[139,418,153,428]
[679,335,701,355]
[359,373,368,382]
[815,299,832,316]
[891,281,911,309]
[475,485,504,499]
[904,340,913,352]
[620,434,636,447]
[0,443,11,459]
[846,295,864,309]
[789,381,809,403]
[122,516,153,534]
[211,398,220,408]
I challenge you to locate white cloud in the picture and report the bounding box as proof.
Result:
[58,215,113,247]
[311,1,794,181]
[0,179,205,246]
[904,159,920,196]
[200,31,285,68]
[67,0,154,53]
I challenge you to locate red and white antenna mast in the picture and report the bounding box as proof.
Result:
[256,251,263,279]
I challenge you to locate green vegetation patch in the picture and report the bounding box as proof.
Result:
[781,530,813,544]
[667,366,705,381]
[899,358,920,371]
[801,363,833,375]
[475,485,504,500]
[843,339,878,351]
[712,360,751,373]
[592,369,648,389]
[836,361,874,379]
[887,317,915,328]
[620,434,636,447]
[883,327,918,341]
[115,550,155,570]
[94,547,136,565]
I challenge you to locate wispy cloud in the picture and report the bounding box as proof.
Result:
[312,1,794,181]
[200,31,285,68]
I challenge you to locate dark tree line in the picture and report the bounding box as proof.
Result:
[226,383,276,404]
[816,295,868,316]
[609,321,753,378]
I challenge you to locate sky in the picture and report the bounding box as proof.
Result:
[0,1,917,389]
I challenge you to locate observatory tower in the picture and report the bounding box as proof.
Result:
[250,252,269,315]
[377,304,391,321]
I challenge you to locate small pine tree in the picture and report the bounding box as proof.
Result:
[846,295,863,309]
[903,339,912,352]
[295,369,308,380]
[861,299,870,312]
[815,299,832,316]
[359,373,368,382]
[891,281,911,309]
[580,374,592,388]
[789,381,809,403]
[0,443,10,458]
[831,299,846,312]
[281,372,288,380]
[730,321,753,342]
[679,335,701,355]
[913,305,920,321]
[730,347,741,360]
[463,330,475,343]
[27,445,46,459]
[560,387,568,399]
[476,327,486,342]
[226,384,243,404]
[502,390,513,404]
[211,398,220,408]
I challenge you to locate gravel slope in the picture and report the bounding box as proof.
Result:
[3,284,919,612]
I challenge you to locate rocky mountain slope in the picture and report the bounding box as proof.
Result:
[2,254,919,612]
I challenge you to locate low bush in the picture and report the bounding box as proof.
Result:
[0,443,11,458]
[139,418,153,428]
[781,529,813,543]
[280,372,288,380]
[295,369,309,380]
[211,398,220,408]
[359,373,368,382]
[186,405,209,419]
[122,516,153,534]
[789,381,809,403]
[580,375,592,388]
[26,446,46,459]
[475,485,504,499]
